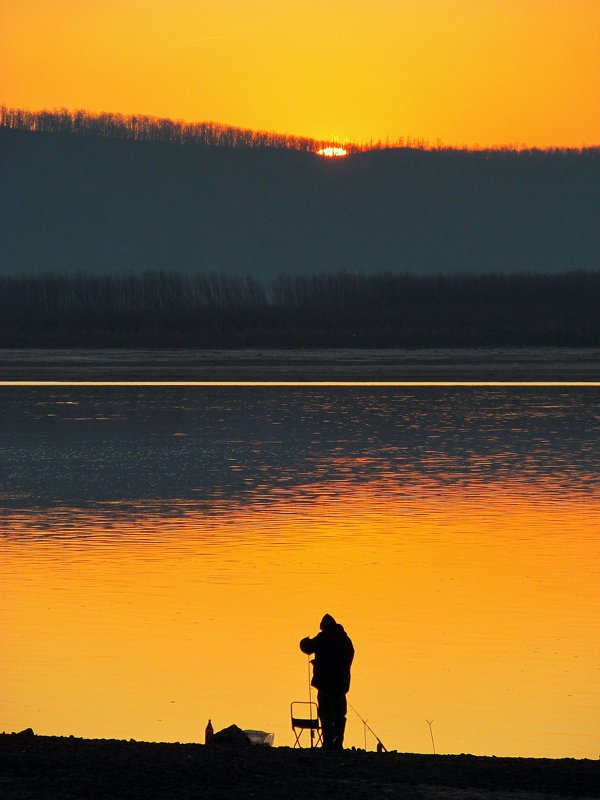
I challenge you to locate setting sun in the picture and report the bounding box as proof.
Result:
[318,147,348,158]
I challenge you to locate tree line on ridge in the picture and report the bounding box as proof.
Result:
[3,106,597,155]
[0,106,343,153]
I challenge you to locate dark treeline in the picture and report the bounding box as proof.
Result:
[0,272,267,312]
[0,106,340,153]
[1,271,598,347]
[3,106,597,156]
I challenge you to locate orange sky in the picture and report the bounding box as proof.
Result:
[1,0,599,147]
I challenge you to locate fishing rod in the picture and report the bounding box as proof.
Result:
[306,655,317,746]
[307,656,314,707]
[349,703,388,752]
[426,719,436,755]
[305,655,386,751]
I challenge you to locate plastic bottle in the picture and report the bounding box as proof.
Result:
[205,719,214,744]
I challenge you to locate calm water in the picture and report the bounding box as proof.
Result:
[1,386,599,757]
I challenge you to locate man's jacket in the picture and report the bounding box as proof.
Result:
[300,623,354,694]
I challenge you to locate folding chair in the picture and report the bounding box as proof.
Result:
[291,701,323,748]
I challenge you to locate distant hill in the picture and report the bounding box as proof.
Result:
[1,126,599,277]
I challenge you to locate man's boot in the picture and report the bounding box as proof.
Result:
[332,717,346,749]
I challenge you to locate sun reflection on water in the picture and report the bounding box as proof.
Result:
[2,479,599,757]
[1,386,599,757]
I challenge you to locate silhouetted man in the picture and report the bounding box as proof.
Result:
[300,613,354,749]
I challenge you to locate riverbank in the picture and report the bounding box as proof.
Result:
[1,347,600,382]
[1,732,598,800]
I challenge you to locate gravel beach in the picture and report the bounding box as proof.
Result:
[2,732,599,800]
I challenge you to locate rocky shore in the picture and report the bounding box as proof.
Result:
[2,731,598,800]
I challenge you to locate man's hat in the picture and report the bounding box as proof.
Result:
[320,613,336,629]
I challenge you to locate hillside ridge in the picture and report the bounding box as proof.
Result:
[1,125,599,279]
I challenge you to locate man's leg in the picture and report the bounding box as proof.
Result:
[331,693,348,749]
[317,690,336,748]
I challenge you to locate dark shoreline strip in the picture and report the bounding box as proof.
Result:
[2,381,600,387]
[1,733,598,800]
[1,347,600,383]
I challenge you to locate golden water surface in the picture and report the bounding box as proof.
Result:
[1,387,599,757]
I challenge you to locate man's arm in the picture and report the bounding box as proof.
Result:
[299,636,317,654]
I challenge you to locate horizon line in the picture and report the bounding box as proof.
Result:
[2,381,600,388]
[2,104,598,154]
